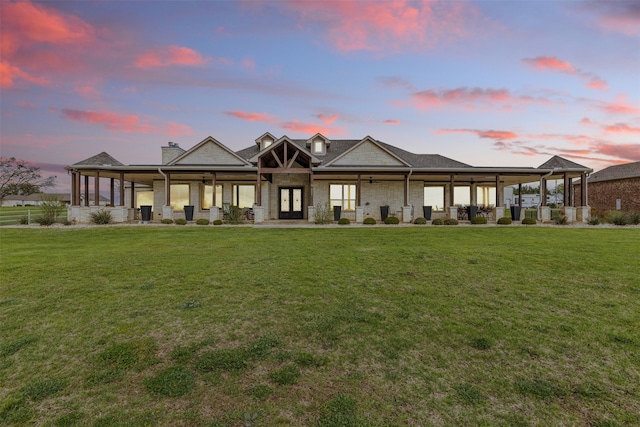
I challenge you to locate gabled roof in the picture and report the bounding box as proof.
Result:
[324,136,411,167]
[73,152,123,166]
[538,155,588,170]
[255,132,277,146]
[248,135,320,164]
[588,161,640,183]
[169,136,250,166]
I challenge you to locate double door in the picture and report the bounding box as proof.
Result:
[279,187,303,219]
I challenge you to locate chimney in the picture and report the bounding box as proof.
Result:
[162,142,185,164]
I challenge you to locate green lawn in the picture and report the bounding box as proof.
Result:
[1,227,638,426]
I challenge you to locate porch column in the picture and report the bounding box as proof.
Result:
[110,177,115,206]
[581,173,587,206]
[495,175,501,207]
[130,182,135,208]
[356,174,361,206]
[211,173,217,207]
[541,179,547,206]
[568,178,573,206]
[449,175,455,206]
[165,172,171,206]
[119,173,125,206]
[404,174,409,206]
[563,173,569,206]
[70,172,77,205]
[94,171,100,206]
[84,175,89,206]
[255,172,261,206]
[309,170,314,206]
[75,172,81,205]
[518,183,522,206]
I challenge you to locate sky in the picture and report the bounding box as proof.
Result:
[1,0,639,192]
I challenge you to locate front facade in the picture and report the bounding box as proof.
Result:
[66,133,592,223]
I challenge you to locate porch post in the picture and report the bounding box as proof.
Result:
[94,171,100,206]
[212,173,217,207]
[130,182,135,208]
[256,171,261,206]
[119,173,125,206]
[495,175,501,207]
[75,172,81,205]
[165,172,171,206]
[110,177,115,206]
[518,183,522,206]
[563,173,569,206]
[356,174,361,207]
[84,175,89,206]
[541,178,547,206]
[70,172,77,205]
[309,170,314,206]
[449,175,455,206]
[581,173,587,206]
[404,174,409,206]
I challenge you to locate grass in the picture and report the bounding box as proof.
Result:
[0,226,639,426]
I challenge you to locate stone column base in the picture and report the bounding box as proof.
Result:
[576,206,590,222]
[494,206,505,221]
[402,206,412,223]
[162,205,174,221]
[253,206,264,223]
[562,206,576,223]
[209,207,220,222]
[539,206,551,222]
[355,206,364,223]
[109,206,129,223]
[448,206,458,220]
[308,205,315,223]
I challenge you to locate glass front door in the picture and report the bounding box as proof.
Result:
[279,187,303,219]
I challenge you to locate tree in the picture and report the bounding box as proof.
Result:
[0,157,56,200]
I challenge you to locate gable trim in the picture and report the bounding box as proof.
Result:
[324,136,411,167]
[248,135,320,164]
[169,136,251,166]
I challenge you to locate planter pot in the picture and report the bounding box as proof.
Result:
[510,206,522,221]
[380,205,389,221]
[468,205,478,220]
[140,205,152,221]
[333,206,341,221]
[423,206,432,220]
[184,205,195,221]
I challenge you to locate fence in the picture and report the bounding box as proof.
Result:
[0,207,67,226]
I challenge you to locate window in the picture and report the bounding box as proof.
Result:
[232,184,255,208]
[170,184,190,210]
[313,138,324,154]
[262,138,273,150]
[453,186,471,206]
[136,191,154,209]
[202,184,223,209]
[330,184,356,210]
[476,186,496,207]
[423,186,444,211]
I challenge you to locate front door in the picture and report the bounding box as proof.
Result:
[279,187,303,219]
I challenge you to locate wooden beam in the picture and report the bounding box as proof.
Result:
[495,175,500,207]
[119,172,125,206]
[84,175,89,206]
[287,150,300,168]
[356,174,361,206]
[271,150,283,168]
[309,171,314,206]
[94,171,100,207]
[212,172,217,207]
[130,181,135,208]
[260,168,311,174]
[581,173,587,206]
[449,175,455,207]
[165,172,171,206]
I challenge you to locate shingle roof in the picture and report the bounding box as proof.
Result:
[234,138,471,168]
[588,161,640,183]
[73,152,123,166]
[538,155,587,169]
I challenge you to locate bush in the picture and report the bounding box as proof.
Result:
[213,219,223,225]
[432,218,443,225]
[588,216,600,225]
[314,203,332,224]
[608,211,627,225]
[196,218,209,225]
[384,216,400,224]
[338,218,350,225]
[224,205,245,224]
[470,216,487,224]
[89,209,112,225]
[555,215,568,225]
[443,218,458,225]
[497,217,512,225]
[35,215,56,226]
[19,216,29,225]
[175,218,187,225]
[627,212,640,225]
[522,217,537,225]
[161,218,174,224]
[413,217,427,224]
[363,217,376,225]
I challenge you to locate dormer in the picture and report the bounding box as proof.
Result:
[255,132,277,151]
[306,133,331,155]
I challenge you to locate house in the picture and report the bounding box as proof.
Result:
[65,134,592,223]
[573,161,640,215]
[0,193,71,207]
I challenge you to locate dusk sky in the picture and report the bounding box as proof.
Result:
[1,0,639,192]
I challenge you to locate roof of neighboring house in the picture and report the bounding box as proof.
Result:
[538,155,588,170]
[2,193,70,202]
[73,152,124,166]
[588,161,640,183]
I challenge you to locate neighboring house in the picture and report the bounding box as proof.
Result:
[65,133,592,223]
[0,193,71,207]
[573,161,640,214]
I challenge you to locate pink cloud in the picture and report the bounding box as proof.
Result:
[437,128,519,140]
[17,101,37,110]
[75,85,100,100]
[603,123,640,134]
[60,108,192,136]
[580,117,595,125]
[316,114,339,125]
[285,0,477,53]
[384,119,400,125]
[598,97,640,115]
[411,87,548,111]
[584,1,640,36]
[224,111,277,123]
[225,110,343,135]
[241,57,256,70]
[0,60,49,88]
[135,45,209,68]
[281,121,341,135]
[523,56,608,90]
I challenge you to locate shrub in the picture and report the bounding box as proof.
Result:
[59,218,72,226]
[212,219,223,225]
[588,216,600,225]
[432,218,443,225]
[196,218,209,225]
[384,216,400,224]
[38,195,62,225]
[35,215,56,226]
[224,205,244,224]
[175,218,187,225]
[627,212,640,225]
[19,216,29,225]
[89,209,112,225]
[161,218,174,224]
[555,215,568,225]
[338,218,350,225]
[314,203,332,224]
[363,217,376,225]
[470,216,487,224]
[145,366,195,397]
[413,217,427,224]
[522,217,537,225]
[497,217,512,225]
[443,218,458,225]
